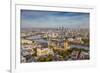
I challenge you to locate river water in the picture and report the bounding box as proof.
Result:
[26,35,89,50]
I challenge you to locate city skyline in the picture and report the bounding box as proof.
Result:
[21,10,90,28]
[21,10,90,62]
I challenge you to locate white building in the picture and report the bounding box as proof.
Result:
[21,39,33,44]
[37,48,54,56]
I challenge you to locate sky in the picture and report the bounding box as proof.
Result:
[21,9,89,28]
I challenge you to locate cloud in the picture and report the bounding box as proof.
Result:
[21,10,89,28]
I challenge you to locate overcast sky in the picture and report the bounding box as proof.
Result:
[21,10,89,28]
